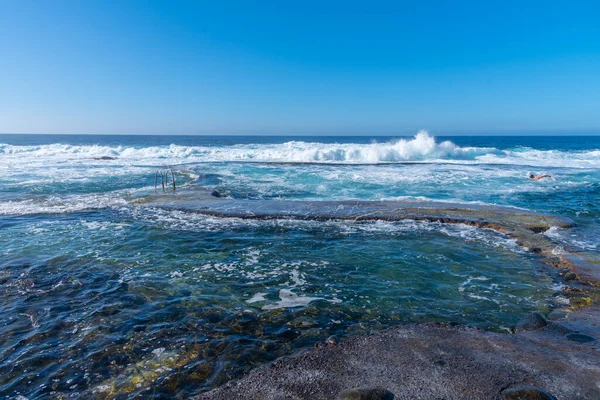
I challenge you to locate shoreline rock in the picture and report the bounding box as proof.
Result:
[195,304,600,400]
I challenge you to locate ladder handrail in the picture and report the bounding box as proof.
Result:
[154,168,176,192]
[164,168,176,191]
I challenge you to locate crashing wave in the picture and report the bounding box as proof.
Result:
[1,130,599,167]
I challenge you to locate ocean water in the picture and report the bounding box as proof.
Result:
[1,132,599,399]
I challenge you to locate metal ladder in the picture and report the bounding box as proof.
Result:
[154,168,176,192]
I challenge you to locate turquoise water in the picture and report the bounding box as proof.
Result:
[1,132,599,398]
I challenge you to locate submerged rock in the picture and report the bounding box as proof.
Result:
[338,387,394,400]
[565,333,596,343]
[515,313,548,333]
[289,316,318,328]
[501,384,557,400]
[276,326,300,340]
[564,273,577,281]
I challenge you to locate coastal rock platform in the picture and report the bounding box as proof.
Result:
[137,189,578,273]
[196,307,600,400]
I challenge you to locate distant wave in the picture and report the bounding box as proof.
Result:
[1,131,599,167]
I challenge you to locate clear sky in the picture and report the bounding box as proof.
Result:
[1,1,599,135]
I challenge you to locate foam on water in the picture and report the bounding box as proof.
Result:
[134,208,527,255]
[0,192,130,215]
[2,131,599,167]
[261,289,342,310]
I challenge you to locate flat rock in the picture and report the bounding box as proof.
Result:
[195,312,600,400]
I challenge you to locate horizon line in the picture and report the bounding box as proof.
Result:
[1,130,600,137]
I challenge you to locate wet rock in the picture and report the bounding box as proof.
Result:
[558,268,570,276]
[564,273,577,281]
[338,387,394,400]
[546,310,568,321]
[515,312,547,333]
[569,295,592,307]
[276,327,300,340]
[501,384,557,399]
[326,335,339,345]
[289,316,318,329]
[211,190,222,198]
[434,359,446,366]
[566,333,596,343]
[544,323,573,335]
[93,156,117,160]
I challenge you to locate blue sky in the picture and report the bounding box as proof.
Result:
[1,1,599,135]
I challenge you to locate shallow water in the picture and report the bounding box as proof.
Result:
[1,132,599,398]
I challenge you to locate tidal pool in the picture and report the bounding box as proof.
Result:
[0,208,560,399]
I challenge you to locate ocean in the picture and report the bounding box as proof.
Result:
[1,132,599,398]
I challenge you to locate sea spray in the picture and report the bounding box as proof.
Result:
[3,131,599,167]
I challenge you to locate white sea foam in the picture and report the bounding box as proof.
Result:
[544,226,563,239]
[0,192,129,215]
[246,292,267,304]
[261,289,341,310]
[2,131,598,167]
[544,226,598,251]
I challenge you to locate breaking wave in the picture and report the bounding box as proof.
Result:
[1,131,599,167]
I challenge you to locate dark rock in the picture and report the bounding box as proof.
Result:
[566,333,596,343]
[501,384,557,399]
[558,268,570,275]
[564,273,577,281]
[326,335,339,345]
[276,327,300,340]
[211,190,222,198]
[515,312,548,333]
[93,156,117,160]
[338,387,394,400]
[434,359,446,366]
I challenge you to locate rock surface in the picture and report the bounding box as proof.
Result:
[514,312,548,332]
[196,305,600,400]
